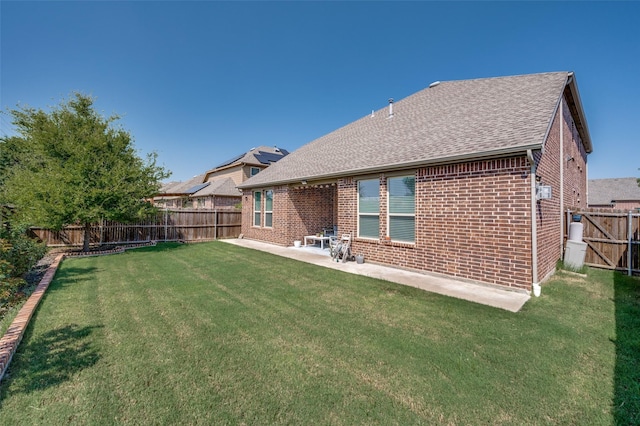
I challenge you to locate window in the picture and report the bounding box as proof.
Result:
[197,198,205,208]
[358,179,380,239]
[250,167,260,177]
[264,190,273,227]
[388,176,415,242]
[253,191,261,226]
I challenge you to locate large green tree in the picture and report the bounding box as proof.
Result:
[1,93,170,251]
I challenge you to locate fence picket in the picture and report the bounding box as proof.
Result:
[29,209,241,247]
[569,208,640,275]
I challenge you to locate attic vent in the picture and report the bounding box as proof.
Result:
[388,98,394,118]
[274,146,280,152]
[429,81,441,88]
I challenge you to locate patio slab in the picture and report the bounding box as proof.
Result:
[221,238,530,312]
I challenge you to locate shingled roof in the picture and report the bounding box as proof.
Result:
[159,174,207,195]
[209,145,289,173]
[158,175,239,198]
[588,177,640,206]
[239,72,592,189]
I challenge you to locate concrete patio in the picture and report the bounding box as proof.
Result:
[221,238,530,312]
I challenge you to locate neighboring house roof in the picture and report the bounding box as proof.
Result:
[239,72,592,189]
[157,175,240,199]
[190,177,240,198]
[209,145,289,173]
[159,174,208,196]
[588,177,640,206]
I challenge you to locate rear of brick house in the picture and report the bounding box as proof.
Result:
[238,72,592,293]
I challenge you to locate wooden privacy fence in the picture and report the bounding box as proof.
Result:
[29,209,242,247]
[568,209,640,276]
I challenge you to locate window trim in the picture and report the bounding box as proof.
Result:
[357,178,380,240]
[253,191,261,227]
[264,189,273,228]
[386,175,416,243]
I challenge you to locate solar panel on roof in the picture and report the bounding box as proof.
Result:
[214,153,245,169]
[185,182,211,194]
[254,151,288,164]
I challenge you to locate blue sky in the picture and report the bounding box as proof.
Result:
[1,1,638,182]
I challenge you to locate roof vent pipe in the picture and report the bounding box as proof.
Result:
[388,98,394,118]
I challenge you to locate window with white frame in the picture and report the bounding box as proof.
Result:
[253,191,261,226]
[358,179,380,239]
[264,190,273,227]
[387,176,415,242]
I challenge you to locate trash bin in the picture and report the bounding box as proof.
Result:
[564,240,587,269]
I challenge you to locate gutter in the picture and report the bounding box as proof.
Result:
[527,149,539,289]
[238,143,544,189]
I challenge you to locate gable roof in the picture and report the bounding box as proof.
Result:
[239,72,592,189]
[159,174,207,195]
[190,177,240,198]
[209,145,289,173]
[588,177,640,205]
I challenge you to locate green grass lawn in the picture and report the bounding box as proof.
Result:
[0,242,638,425]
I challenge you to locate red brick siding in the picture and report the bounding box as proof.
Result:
[536,106,562,281]
[348,158,532,290]
[535,95,588,282]
[337,178,357,236]
[242,185,336,246]
[562,95,588,211]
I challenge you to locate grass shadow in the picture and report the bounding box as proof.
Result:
[44,265,100,293]
[613,271,640,424]
[0,324,102,398]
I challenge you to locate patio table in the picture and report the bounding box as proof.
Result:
[304,235,330,249]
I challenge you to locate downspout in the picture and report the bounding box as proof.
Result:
[527,149,539,291]
[559,98,565,256]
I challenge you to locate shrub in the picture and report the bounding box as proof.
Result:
[0,227,46,317]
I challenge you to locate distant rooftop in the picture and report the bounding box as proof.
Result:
[212,145,289,171]
[588,177,640,205]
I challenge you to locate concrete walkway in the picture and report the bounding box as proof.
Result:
[221,239,530,312]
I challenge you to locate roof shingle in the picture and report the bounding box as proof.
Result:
[239,72,585,189]
[588,177,640,205]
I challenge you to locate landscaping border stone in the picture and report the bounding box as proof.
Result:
[0,253,64,382]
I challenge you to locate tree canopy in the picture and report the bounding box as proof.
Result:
[1,93,170,250]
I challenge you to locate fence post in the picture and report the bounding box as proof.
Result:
[164,209,168,242]
[628,210,633,276]
[214,210,218,240]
